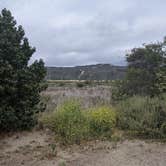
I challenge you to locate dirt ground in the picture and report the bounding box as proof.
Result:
[0,130,166,166]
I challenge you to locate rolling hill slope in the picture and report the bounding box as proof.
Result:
[46,64,126,80]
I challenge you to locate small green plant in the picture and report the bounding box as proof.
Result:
[48,143,57,156]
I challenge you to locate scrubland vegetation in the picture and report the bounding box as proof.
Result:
[40,100,116,144]
[0,8,166,166]
[0,8,166,142]
[43,38,166,142]
[117,95,166,139]
[39,94,166,145]
[40,36,166,144]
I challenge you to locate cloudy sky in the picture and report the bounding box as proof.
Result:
[0,0,166,66]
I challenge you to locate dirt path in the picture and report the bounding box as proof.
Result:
[0,131,166,166]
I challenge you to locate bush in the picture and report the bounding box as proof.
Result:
[117,95,166,138]
[111,80,128,102]
[84,80,93,86]
[41,101,117,144]
[86,106,116,138]
[76,82,85,88]
[41,100,89,144]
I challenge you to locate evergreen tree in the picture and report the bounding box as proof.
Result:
[0,9,46,131]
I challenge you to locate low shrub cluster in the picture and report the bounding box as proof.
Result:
[117,95,166,138]
[41,95,166,143]
[41,100,116,144]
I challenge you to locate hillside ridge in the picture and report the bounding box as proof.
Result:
[46,64,126,80]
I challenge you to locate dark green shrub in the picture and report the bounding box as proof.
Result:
[84,80,93,86]
[76,82,85,88]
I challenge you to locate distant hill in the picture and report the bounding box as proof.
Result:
[46,64,127,80]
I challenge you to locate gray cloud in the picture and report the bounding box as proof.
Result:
[0,0,166,66]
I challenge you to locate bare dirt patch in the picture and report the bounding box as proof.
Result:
[0,130,166,166]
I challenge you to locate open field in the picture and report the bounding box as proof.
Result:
[42,83,112,111]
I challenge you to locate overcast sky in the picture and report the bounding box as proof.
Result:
[0,0,166,66]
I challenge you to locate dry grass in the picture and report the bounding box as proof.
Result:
[42,85,112,111]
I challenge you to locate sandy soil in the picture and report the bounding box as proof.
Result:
[0,130,166,166]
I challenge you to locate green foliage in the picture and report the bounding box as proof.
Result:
[111,80,128,102]
[86,106,116,138]
[42,100,89,144]
[117,95,166,138]
[0,9,46,131]
[113,38,166,98]
[41,100,117,144]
